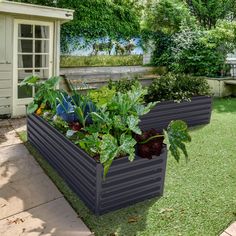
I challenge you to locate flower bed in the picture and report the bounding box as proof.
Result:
[27,114,167,215]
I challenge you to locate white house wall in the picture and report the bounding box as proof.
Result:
[0,14,13,116]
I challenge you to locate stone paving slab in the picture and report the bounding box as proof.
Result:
[9,118,26,133]
[0,123,22,148]
[0,118,92,235]
[0,198,91,236]
[0,172,62,219]
[225,222,236,236]
[0,143,32,163]
[0,144,42,185]
[220,222,236,236]
[220,232,231,236]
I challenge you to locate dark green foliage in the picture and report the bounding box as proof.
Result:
[185,0,236,29]
[150,32,174,67]
[143,0,236,76]
[145,73,211,103]
[57,0,140,53]
[149,25,234,76]
[170,29,224,76]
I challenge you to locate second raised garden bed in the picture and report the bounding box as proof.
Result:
[140,96,212,131]
[27,114,168,215]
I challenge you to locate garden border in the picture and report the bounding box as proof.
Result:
[27,114,168,215]
[140,96,212,131]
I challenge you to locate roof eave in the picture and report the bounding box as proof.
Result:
[0,1,74,22]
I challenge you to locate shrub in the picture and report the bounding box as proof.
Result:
[108,78,141,93]
[145,73,211,103]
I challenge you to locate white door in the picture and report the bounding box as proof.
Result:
[13,20,53,116]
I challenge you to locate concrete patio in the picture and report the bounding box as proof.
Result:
[0,118,92,236]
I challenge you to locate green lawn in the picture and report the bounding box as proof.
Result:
[19,98,236,236]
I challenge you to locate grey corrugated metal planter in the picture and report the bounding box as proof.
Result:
[140,96,212,131]
[27,114,168,215]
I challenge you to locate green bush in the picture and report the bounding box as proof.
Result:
[145,73,211,103]
[60,55,143,67]
[108,78,141,93]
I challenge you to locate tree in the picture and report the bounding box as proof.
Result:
[185,0,236,29]
[143,0,196,34]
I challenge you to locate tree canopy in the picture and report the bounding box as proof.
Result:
[185,0,236,29]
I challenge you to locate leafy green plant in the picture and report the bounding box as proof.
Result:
[79,83,191,177]
[145,73,211,103]
[88,86,115,107]
[20,75,63,114]
[79,83,157,176]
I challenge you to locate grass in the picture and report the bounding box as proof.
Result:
[60,55,143,67]
[18,98,236,236]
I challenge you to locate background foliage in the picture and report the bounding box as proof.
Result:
[142,0,236,76]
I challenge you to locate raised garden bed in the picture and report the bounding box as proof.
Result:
[27,114,168,215]
[140,96,212,131]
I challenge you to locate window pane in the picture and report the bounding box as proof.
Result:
[18,55,33,68]
[18,85,32,99]
[35,55,49,68]
[18,39,33,53]
[35,25,49,38]
[18,24,33,38]
[35,40,49,53]
[18,70,33,83]
[35,69,49,80]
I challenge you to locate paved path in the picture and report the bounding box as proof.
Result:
[220,222,236,236]
[0,118,92,236]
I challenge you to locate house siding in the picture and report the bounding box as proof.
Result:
[0,14,13,115]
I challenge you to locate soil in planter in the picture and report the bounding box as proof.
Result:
[135,129,164,159]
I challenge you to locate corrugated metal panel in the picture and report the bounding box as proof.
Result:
[28,114,168,215]
[140,96,212,131]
